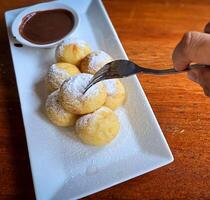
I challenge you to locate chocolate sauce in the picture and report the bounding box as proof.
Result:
[19,9,74,45]
[14,43,23,47]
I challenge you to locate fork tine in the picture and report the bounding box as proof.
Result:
[84,72,121,94]
[83,63,111,94]
[84,68,122,94]
[83,76,103,94]
[83,74,106,94]
[92,64,110,80]
[84,69,107,88]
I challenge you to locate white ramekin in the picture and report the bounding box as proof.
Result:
[12,2,79,48]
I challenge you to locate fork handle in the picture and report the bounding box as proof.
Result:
[138,64,207,75]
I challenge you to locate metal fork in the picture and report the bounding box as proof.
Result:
[83,59,206,94]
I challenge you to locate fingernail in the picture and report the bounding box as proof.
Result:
[187,71,199,83]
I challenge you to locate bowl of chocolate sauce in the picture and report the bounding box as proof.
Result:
[12,2,79,48]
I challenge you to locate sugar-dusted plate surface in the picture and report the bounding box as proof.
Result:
[5,0,173,199]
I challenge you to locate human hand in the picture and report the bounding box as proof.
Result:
[172,23,210,96]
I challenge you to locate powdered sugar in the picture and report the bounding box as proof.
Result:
[76,106,115,129]
[86,50,113,72]
[56,45,65,58]
[47,64,70,89]
[46,90,67,115]
[76,113,93,128]
[61,73,101,103]
[103,79,117,95]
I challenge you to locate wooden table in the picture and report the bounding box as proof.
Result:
[0,0,209,199]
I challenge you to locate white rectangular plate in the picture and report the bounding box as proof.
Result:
[5,0,173,199]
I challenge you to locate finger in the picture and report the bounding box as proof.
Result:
[204,22,210,33]
[187,67,210,85]
[172,31,210,71]
[187,69,200,83]
[187,67,210,96]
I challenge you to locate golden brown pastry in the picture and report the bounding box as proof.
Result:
[45,90,78,126]
[46,62,80,92]
[56,37,91,65]
[75,106,120,146]
[103,79,125,110]
[79,50,113,74]
[59,73,107,114]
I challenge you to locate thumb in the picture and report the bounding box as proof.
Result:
[172,31,210,70]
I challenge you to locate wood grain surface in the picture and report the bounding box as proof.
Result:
[0,0,209,199]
